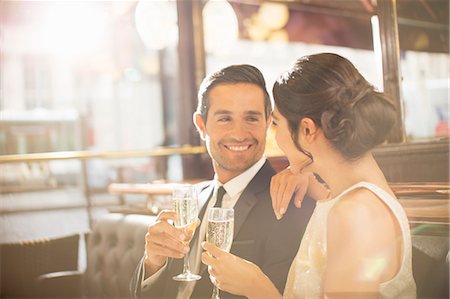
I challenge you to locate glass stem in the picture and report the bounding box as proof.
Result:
[183,254,190,273]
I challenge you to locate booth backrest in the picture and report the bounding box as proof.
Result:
[83,214,448,299]
[84,213,155,298]
[83,215,447,299]
[412,234,449,299]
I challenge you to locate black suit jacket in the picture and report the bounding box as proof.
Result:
[130,161,315,299]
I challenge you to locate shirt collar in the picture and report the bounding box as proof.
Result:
[214,156,267,198]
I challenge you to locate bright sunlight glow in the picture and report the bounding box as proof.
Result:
[30,2,109,58]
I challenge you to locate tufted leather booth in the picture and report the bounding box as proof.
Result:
[412,234,449,299]
[38,213,155,298]
[84,213,155,298]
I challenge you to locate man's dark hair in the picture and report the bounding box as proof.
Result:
[196,64,272,122]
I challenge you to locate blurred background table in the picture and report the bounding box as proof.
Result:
[108,180,203,215]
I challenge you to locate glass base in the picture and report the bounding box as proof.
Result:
[172,271,201,282]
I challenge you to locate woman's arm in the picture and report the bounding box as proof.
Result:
[201,242,282,299]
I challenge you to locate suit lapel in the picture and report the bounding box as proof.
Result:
[232,160,274,239]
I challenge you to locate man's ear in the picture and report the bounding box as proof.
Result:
[299,118,318,143]
[193,112,207,140]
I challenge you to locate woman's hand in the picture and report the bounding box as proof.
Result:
[270,168,330,219]
[201,242,281,299]
[270,168,310,219]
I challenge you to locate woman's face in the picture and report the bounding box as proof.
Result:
[272,106,309,169]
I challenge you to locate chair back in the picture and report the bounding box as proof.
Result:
[0,234,80,298]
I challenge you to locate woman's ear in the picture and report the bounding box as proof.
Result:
[299,118,318,143]
[193,113,207,140]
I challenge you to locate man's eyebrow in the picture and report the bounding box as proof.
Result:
[213,110,263,116]
[245,111,263,116]
[213,110,232,115]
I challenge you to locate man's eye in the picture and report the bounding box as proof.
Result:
[246,117,259,122]
[218,117,231,122]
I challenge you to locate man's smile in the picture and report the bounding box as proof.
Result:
[224,144,253,152]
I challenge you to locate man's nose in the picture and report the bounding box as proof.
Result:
[229,122,249,141]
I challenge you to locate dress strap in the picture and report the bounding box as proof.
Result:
[336,182,398,211]
[334,182,378,200]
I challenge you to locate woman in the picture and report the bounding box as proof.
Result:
[201,53,416,298]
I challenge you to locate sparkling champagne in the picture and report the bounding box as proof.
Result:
[207,219,234,252]
[207,208,234,299]
[171,184,201,282]
[173,197,198,242]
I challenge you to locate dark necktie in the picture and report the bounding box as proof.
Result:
[214,186,226,208]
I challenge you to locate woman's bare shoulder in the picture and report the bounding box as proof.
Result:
[328,187,395,236]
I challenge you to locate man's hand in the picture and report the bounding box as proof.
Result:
[143,210,194,277]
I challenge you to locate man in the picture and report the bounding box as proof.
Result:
[131,64,315,298]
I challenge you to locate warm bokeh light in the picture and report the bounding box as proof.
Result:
[134,0,178,50]
[258,3,289,31]
[245,3,289,42]
[203,0,239,55]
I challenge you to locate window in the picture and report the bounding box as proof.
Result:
[202,0,449,146]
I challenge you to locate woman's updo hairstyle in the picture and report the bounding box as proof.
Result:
[273,53,396,160]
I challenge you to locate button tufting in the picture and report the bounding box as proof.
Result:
[109,235,117,247]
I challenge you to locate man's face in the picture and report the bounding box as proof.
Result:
[194,83,271,183]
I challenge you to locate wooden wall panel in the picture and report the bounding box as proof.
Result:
[268,140,449,183]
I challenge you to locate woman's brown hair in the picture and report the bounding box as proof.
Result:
[273,53,396,161]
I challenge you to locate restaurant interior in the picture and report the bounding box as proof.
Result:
[0,0,448,298]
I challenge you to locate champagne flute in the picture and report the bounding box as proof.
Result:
[207,207,234,299]
[172,184,201,281]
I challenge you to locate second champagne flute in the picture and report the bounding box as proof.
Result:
[172,184,201,281]
[207,207,234,299]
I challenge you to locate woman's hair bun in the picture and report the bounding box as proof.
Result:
[321,88,396,159]
[273,53,397,160]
